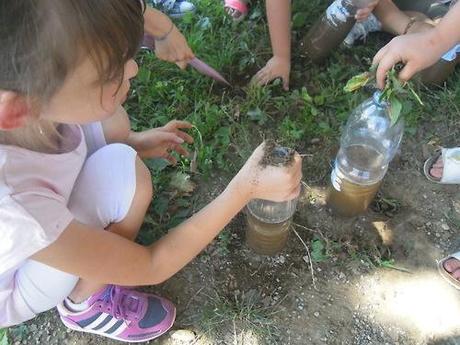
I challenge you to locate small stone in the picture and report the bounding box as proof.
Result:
[441,223,450,231]
[278,255,286,264]
[170,329,196,343]
[314,311,320,317]
[310,138,320,144]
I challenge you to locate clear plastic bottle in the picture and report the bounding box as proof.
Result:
[302,0,375,63]
[246,146,299,255]
[326,91,404,216]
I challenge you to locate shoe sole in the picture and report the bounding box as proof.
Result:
[59,307,176,343]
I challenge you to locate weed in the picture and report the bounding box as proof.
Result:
[445,210,460,231]
[0,329,8,345]
[199,290,280,344]
[310,237,329,263]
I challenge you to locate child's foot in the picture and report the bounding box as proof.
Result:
[57,285,176,343]
[343,14,382,47]
[443,258,460,281]
[148,0,196,18]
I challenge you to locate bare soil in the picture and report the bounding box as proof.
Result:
[8,115,460,345]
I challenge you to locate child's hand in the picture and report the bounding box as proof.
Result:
[155,26,195,69]
[355,0,379,22]
[252,56,291,91]
[373,29,444,88]
[234,142,302,202]
[131,120,194,163]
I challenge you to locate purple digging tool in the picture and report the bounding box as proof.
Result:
[141,35,231,86]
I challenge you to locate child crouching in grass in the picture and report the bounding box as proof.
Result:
[0,0,302,342]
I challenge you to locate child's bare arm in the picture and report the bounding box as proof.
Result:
[143,7,194,68]
[31,144,302,286]
[252,0,291,90]
[101,106,193,162]
[374,1,460,87]
[30,181,250,286]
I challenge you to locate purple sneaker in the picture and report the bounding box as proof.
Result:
[57,285,176,343]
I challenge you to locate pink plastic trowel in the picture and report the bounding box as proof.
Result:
[141,35,231,86]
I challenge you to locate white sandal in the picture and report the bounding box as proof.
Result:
[423,147,460,184]
[438,251,460,290]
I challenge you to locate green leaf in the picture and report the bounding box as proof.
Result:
[311,239,328,263]
[389,96,402,126]
[292,12,309,29]
[343,72,371,93]
[169,172,196,194]
[0,329,8,345]
[408,85,424,106]
[247,108,268,125]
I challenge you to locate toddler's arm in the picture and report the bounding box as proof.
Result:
[102,106,193,163]
[252,0,291,90]
[374,1,460,87]
[143,7,194,69]
[31,144,302,286]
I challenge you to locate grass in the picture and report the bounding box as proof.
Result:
[124,0,460,342]
[0,329,8,345]
[126,0,460,266]
[197,290,281,344]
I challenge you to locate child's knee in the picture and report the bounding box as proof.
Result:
[69,144,138,228]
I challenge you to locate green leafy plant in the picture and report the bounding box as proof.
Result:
[344,65,423,126]
[311,238,329,263]
[0,329,8,345]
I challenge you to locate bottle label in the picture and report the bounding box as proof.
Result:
[326,0,351,27]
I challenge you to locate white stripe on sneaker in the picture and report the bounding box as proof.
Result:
[111,322,129,336]
[97,318,120,333]
[87,313,111,329]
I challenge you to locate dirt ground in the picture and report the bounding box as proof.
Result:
[7,111,460,345]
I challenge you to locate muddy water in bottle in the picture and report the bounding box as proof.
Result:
[327,144,384,216]
[246,211,291,255]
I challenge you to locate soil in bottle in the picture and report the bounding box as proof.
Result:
[302,2,356,63]
[327,144,385,217]
[245,141,296,256]
[419,59,457,86]
[327,178,381,217]
[246,211,291,255]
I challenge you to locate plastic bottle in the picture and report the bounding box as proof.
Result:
[246,146,299,255]
[326,91,404,216]
[302,0,375,63]
[419,44,460,86]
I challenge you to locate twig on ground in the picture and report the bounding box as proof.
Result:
[292,227,317,290]
[293,221,329,246]
[184,286,205,311]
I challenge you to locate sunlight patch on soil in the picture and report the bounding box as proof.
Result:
[371,221,394,246]
[353,270,460,340]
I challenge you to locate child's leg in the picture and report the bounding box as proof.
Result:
[373,0,417,35]
[66,144,153,303]
[2,260,79,325]
[3,143,150,325]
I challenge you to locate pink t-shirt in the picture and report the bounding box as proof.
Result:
[0,124,111,325]
[0,125,86,275]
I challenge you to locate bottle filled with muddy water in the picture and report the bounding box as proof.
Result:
[302,0,375,63]
[327,91,404,217]
[246,146,299,256]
